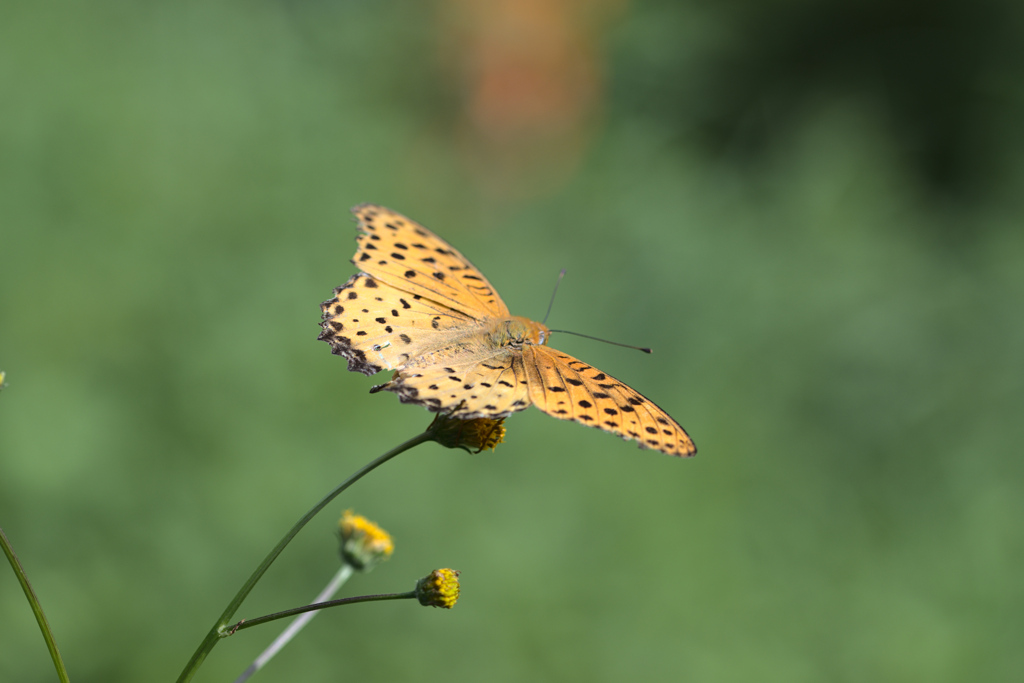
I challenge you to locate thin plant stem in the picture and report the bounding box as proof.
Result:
[1,527,71,683]
[225,591,417,634]
[176,429,434,683]
[232,564,355,683]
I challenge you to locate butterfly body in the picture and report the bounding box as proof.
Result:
[485,316,549,349]
[320,204,695,457]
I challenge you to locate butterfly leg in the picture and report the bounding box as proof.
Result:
[369,372,400,394]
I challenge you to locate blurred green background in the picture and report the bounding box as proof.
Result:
[2,1,1022,681]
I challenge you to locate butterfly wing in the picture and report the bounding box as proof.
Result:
[319,204,512,376]
[371,349,533,419]
[319,272,482,376]
[523,345,696,457]
[319,205,532,416]
[349,204,510,320]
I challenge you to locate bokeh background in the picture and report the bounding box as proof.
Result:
[2,1,1022,681]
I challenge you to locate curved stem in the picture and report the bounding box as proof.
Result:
[226,591,417,634]
[176,430,434,683]
[1,527,70,683]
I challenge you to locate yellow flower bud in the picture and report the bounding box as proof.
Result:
[338,510,393,571]
[415,568,461,609]
[428,413,506,453]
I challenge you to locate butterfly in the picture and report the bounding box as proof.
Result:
[319,204,696,457]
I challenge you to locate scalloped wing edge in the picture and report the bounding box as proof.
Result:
[318,275,384,376]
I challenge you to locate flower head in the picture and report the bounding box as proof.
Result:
[338,510,394,571]
[415,568,461,609]
[428,413,506,453]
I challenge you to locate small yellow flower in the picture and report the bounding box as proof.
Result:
[428,413,506,453]
[338,510,394,571]
[415,568,461,609]
[0,371,5,391]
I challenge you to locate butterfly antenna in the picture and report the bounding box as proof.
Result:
[547,329,653,354]
[542,268,567,325]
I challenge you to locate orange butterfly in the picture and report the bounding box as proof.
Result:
[319,204,696,457]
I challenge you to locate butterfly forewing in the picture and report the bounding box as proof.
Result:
[524,346,696,456]
[319,273,480,376]
[351,204,510,320]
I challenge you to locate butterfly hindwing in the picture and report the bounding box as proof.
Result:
[351,204,510,321]
[371,350,533,419]
[524,346,696,456]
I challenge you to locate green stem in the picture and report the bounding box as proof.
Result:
[226,591,417,634]
[175,429,434,683]
[1,527,71,683]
